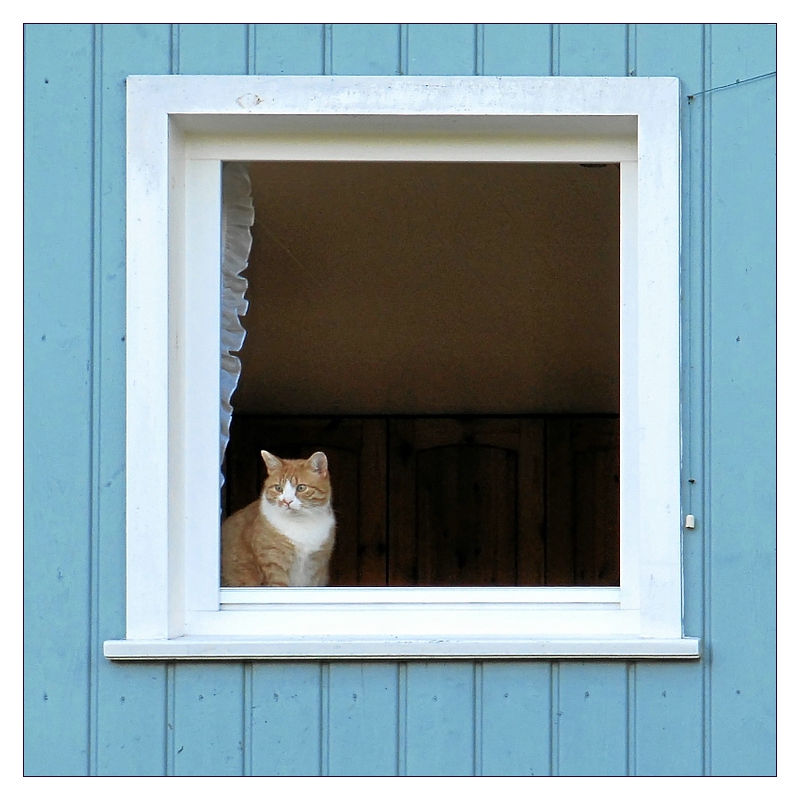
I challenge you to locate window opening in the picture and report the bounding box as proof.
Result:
[220,160,620,589]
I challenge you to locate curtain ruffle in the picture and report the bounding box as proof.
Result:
[220,162,254,486]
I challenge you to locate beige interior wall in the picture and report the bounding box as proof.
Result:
[234,161,620,415]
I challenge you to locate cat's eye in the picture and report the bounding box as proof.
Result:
[296,484,307,492]
[272,484,281,492]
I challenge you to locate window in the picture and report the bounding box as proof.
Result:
[105,76,698,659]
[225,160,622,590]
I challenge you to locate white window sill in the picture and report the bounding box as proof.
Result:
[103,635,701,660]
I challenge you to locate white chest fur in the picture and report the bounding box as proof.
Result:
[260,496,335,586]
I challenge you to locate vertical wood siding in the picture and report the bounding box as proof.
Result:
[706,23,777,776]
[23,22,776,775]
[93,24,173,778]
[634,23,707,777]
[24,23,95,777]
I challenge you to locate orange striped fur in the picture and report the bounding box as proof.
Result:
[221,451,336,586]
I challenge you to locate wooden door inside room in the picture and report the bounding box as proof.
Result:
[387,417,545,586]
[222,413,620,587]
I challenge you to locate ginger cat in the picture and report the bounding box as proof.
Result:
[221,450,335,586]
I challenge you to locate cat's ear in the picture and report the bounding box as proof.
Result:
[261,450,282,474]
[307,451,328,475]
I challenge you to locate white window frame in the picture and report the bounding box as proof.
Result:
[104,76,699,660]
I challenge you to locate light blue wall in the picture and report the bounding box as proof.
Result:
[23,23,776,776]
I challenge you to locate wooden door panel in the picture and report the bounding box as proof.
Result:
[389,418,545,586]
[224,414,618,587]
[416,444,518,585]
[356,418,388,585]
[545,417,620,586]
[571,419,620,585]
[387,418,417,585]
[517,418,546,585]
[411,417,525,451]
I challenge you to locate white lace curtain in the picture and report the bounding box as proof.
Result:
[220,162,254,486]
